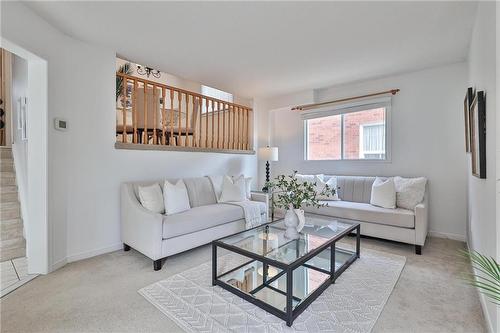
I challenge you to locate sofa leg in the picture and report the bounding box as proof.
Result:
[153,259,163,271]
[415,245,422,255]
[123,244,131,251]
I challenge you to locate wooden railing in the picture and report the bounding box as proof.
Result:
[115,73,253,152]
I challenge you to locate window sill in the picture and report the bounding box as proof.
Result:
[115,142,256,155]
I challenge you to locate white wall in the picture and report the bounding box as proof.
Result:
[256,62,468,240]
[467,2,497,332]
[11,54,29,237]
[2,2,257,271]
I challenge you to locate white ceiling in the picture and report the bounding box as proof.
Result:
[24,1,477,99]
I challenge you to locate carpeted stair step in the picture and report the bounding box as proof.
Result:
[0,160,14,172]
[0,202,21,220]
[0,148,12,159]
[1,218,23,241]
[0,237,26,262]
[1,191,19,203]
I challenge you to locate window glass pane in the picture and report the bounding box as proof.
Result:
[343,107,385,159]
[306,115,341,160]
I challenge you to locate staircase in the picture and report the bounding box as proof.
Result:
[0,147,25,262]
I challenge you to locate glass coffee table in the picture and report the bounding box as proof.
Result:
[212,214,360,327]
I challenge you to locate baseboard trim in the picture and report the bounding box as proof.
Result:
[428,230,466,242]
[51,257,68,272]
[466,242,495,333]
[50,243,123,272]
[66,243,123,263]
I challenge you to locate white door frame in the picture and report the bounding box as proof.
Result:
[1,38,49,274]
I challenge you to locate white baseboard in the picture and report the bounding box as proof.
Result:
[51,257,68,272]
[66,243,123,263]
[50,243,122,272]
[428,230,466,242]
[466,242,495,333]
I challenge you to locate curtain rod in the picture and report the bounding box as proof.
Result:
[291,89,400,111]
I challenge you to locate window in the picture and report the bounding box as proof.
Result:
[304,98,390,161]
[360,123,385,159]
[201,85,233,103]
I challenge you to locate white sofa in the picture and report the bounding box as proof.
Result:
[303,175,428,254]
[121,177,268,270]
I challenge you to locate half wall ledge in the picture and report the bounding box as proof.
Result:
[115,142,256,155]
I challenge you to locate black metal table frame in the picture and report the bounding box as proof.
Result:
[212,221,361,327]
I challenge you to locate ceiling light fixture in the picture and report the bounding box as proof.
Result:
[136,64,161,78]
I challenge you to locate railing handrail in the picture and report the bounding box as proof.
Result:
[116,72,252,112]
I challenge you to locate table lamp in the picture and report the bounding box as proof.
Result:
[258,146,278,192]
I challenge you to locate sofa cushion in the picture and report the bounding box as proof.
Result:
[183,177,218,207]
[334,176,376,204]
[162,202,267,239]
[303,200,415,228]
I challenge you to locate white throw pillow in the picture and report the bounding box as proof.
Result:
[232,175,252,199]
[296,174,324,185]
[163,180,191,215]
[315,176,340,201]
[209,175,224,202]
[220,176,247,202]
[138,183,165,213]
[370,177,396,209]
[394,176,427,210]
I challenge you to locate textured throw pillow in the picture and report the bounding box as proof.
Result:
[296,174,324,185]
[138,183,165,213]
[219,176,247,202]
[314,176,340,201]
[394,176,427,210]
[163,180,191,215]
[232,175,252,199]
[370,177,396,209]
[208,175,224,202]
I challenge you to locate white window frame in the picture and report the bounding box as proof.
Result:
[302,96,392,162]
[359,122,385,159]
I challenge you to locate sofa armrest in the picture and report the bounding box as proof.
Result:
[120,184,163,260]
[250,191,269,220]
[414,194,429,246]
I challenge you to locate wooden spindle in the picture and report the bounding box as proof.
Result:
[170,89,174,145]
[133,80,138,143]
[217,101,221,149]
[185,94,190,146]
[198,97,202,148]
[232,105,236,149]
[222,104,229,149]
[211,99,215,148]
[152,85,158,144]
[177,91,182,146]
[143,83,148,144]
[246,108,250,150]
[161,87,166,145]
[205,99,209,148]
[121,78,127,143]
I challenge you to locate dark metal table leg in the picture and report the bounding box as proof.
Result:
[330,241,336,283]
[212,243,217,286]
[286,268,293,327]
[356,225,361,258]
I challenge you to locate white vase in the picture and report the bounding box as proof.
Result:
[284,208,305,239]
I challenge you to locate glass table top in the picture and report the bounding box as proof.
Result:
[217,214,358,266]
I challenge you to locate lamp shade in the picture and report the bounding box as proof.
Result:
[258,147,278,161]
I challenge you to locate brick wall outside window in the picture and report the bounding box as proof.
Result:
[306,108,385,160]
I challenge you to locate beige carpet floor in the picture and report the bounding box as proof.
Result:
[0,237,487,333]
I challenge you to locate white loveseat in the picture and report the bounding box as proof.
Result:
[121,177,268,270]
[303,175,428,254]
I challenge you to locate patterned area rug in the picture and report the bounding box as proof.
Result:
[139,247,405,333]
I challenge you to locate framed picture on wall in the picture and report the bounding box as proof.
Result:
[470,91,486,179]
[463,87,474,152]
